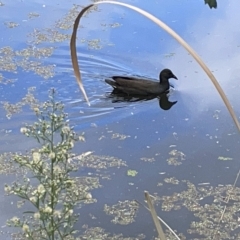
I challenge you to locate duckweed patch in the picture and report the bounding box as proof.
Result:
[0,46,55,79]
[127,170,138,177]
[0,47,17,72]
[2,87,39,119]
[140,157,155,162]
[55,5,83,30]
[4,22,19,28]
[218,156,233,161]
[15,47,54,59]
[153,180,240,239]
[167,149,186,166]
[0,152,24,175]
[74,154,127,169]
[81,39,102,50]
[28,3,117,49]
[79,227,145,240]
[29,29,71,44]
[111,133,130,140]
[0,73,16,84]
[104,200,139,225]
[28,12,40,19]
[17,59,55,79]
[164,177,180,185]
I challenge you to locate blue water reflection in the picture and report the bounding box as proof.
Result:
[1,0,240,238]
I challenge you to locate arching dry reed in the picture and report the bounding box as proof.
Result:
[70,1,240,131]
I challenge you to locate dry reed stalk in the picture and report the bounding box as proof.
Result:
[134,198,181,240]
[145,191,166,240]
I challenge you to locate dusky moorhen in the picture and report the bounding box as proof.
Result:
[105,68,177,95]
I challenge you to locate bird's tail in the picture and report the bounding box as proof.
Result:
[105,79,117,88]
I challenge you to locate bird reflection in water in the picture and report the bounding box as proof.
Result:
[107,89,177,111]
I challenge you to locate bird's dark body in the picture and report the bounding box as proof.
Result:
[105,69,177,96]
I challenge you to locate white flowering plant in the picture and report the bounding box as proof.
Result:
[5,89,90,240]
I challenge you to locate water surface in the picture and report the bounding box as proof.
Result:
[1,0,240,239]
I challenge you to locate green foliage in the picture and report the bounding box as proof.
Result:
[205,0,217,9]
[127,170,138,177]
[5,89,91,240]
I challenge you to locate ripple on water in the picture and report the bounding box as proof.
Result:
[53,48,158,124]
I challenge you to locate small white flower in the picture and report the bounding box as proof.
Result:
[53,165,61,174]
[34,212,40,220]
[79,135,85,142]
[62,149,67,154]
[11,216,19,224]
[65,179,74,185]
[86,193,92,200]
[49,152,56,159]
[62,126,70,134]
[30,196,37,203]
[32,189,37,196]
[4,184,11,192]
[53,210,61,218]
[33,152,41,162]
[68,209,73,216]
[22,224,29,232]
[33,107,40,113]
[69,141,74,149]
[20,127,28,134]
[37,184,45,194]
[43,206,52,213]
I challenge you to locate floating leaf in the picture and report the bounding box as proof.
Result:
[127,170,138,177]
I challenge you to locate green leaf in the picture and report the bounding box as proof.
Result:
[205,0,217,9]
[127,169,138,177]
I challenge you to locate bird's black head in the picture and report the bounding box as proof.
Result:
[159,69,178,82]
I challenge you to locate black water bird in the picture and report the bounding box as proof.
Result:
[105,69,177,96]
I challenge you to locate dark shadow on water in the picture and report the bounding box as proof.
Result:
[106,90,178,111]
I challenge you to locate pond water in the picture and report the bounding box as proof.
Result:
[1,0,240,239]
